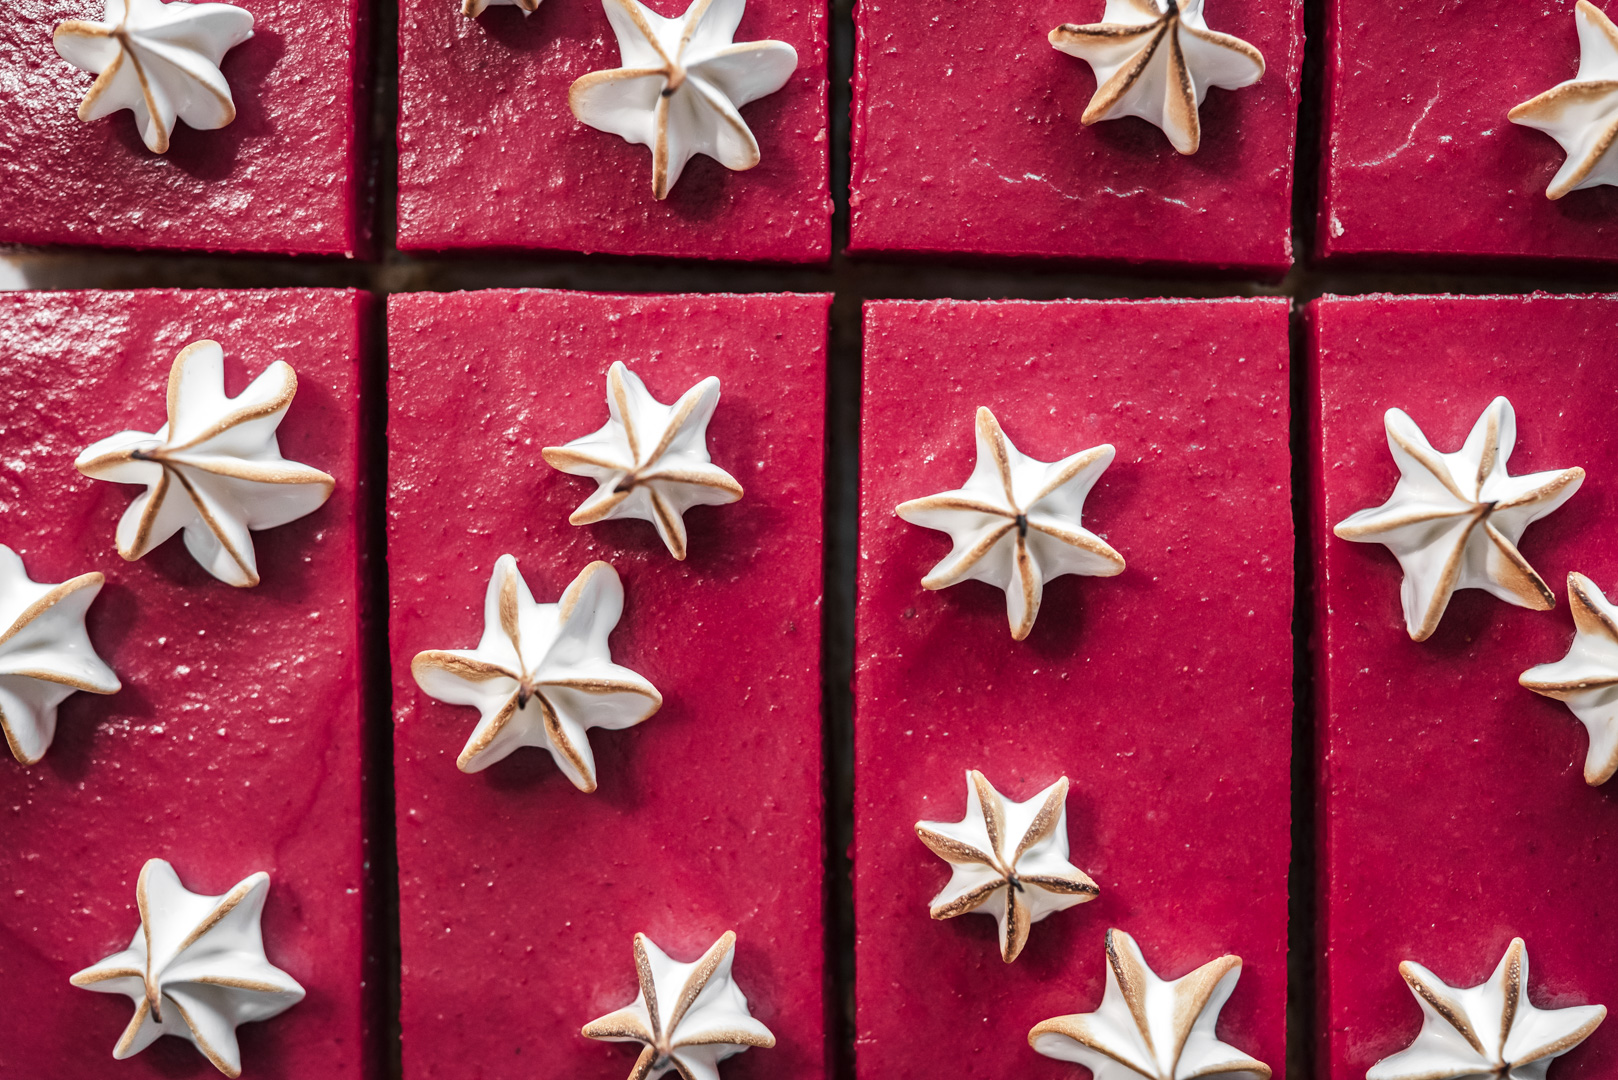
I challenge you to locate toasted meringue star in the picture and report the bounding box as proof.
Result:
[1521,572,1618,785]
[75,340,335,588]
[53,0,254,154]
[1367,938,1605,1080]
[1049,0,1264,154]
[542,361,743,561]
[70,859,304,1079]
[0,545,120,765]
[1029,928,1271,1080]
[1333,397,1583,642]
[411,555,661,791]
[895,406,1124,641]
[582,930,775,1080]
[1509,1,1618,200]
[568,0,798,199]
[915,770,1098,963]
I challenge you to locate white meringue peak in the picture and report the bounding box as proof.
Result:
[1367,938,1605,1080]
[1521,572,1618,786]
[568,0,798,199]
[1509,1,1618,200]
[542,361,743,561]
[1030,928,1271,1080]
[70,859,305,1079]
[915,770,1098,963]
[53,0,254,154]
[0,545,120,765]
[1049,0,1264,155]
[582,930,775,1080]
[895,405,1125,641]
[1333,397,1584,642]
[411,555,661,791]
[75,340,335,589]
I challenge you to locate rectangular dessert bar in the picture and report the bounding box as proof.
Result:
[387,289,830,1079]
[1309,294,1618,1078]
[0,0,371,256]
[854,298,1294,1078]
[0,288,379,1078]
[848,0,1304,276]
[1316,0,1618,267]
[395,0,830,261]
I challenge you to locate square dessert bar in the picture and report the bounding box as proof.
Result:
[396,0,830,261]
[0,0,371,256]
[1317,0,1618,267]
[854,299,1294,1078]
[0,289,379,1077]
[388,290,830,1079]
[1309,295,1618,1078]
[848,0,1303,276]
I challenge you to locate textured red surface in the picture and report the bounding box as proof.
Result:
[854,299,1293,1079]
[387,290,830,1079]
[396,1,830,261]
[1317,0,1618,267]
[848,0,1303,275]
[0,289,377,1078]
[0,0,370,256]
[1309,294,1618,1079]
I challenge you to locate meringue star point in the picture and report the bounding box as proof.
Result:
[1368,938,1605,1080]
[0,545,121,765]
[582,930,775,1080]
[53,0,255,154]
[411,554,661,791]
[896,406,1124,641]
[462,0,538,17]
[1049,0,1264,154]
[1029,928,1271,1080]
[1333,397,1583,642]
[1520,572,1618,785]
[1509,0,1618,200]
[543,361,743,561]
[71,858,304,1079]
[568,0,798,198]
[75,340,335,589]
[915,770,1097,963]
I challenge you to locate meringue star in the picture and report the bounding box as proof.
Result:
[75,340,335,589]
[915,770,1098,963]
[1030,928,1271,1080]
[1509,1,1618,200]
[1333,397,1584,642]
[582,930,775,1080]
[568,0,798,199]
[411,555,661,791]
[0,545,120,765]
[1521,572,1618,785]
[1367,938,1606,1080]
[53,0,255,154]
[895,406,1125,641]
[1049,0,1265,154]
[70,858,305,1079]
[542,361,743,561]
